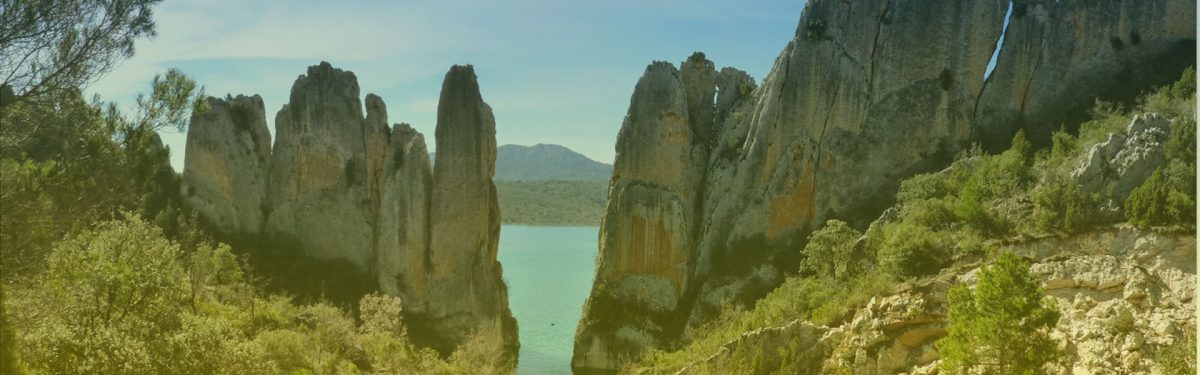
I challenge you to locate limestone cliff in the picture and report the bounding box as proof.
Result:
[426,65,518,354]
[575,60,712,370]
[181,62,516,358]
[573,0,1195,371]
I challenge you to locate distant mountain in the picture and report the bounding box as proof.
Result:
[494,144,612,181]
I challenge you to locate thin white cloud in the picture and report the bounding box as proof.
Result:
[87,0,808,170]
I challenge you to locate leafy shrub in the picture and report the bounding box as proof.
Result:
[359,292,406,337]
[901,198,958,230]
[1106,307,1136,335]
[877,223,950,279]
[800,220,863,279]
[897,172,959,204]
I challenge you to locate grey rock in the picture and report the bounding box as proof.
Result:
[427,65,519,355]
[180,95,272,235]
[573,61,710,372]
[1073,113,1172,201]
[265,61,375,269]
[182,62,517,358]
[975,0,1196,149]
[376,123,433,315]
[715,67,756,126]
[681,52,718,149]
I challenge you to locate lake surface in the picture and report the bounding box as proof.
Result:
[498,225,599,375]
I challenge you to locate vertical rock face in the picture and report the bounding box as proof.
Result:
[181,95,272,235]
[574,0,1195,372]
[266,62,376,269]
[976,0,1197,150]
[376,123,432,314]
[574,60,715,370]
[182,62,516,358]
[426,65,519,354]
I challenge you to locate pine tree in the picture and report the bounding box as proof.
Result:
[938,252,1061,374]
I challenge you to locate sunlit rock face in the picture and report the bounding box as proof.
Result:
[426,65,519,355]
[181,62,516,358]
[975,0,1197,151]
[181,94,272,236]
[265,62,378,270]
[573,0,1195,371]
[573,58,713,370]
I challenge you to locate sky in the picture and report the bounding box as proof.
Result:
[88,0,810,169]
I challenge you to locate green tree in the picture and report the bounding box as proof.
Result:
[0,0,163,103]
[0,69,203,280]
[877,222,949,279]
[14,215,188,374]
[800,219,862,279]
[938,252,1061,374]
[1,286,28,375]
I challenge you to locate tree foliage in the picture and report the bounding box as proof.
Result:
[0,0,162,103]
[800,219,862,279]
[0,68,202,279]
[938,252,1061,374]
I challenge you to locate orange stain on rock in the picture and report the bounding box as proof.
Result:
[767,161,817,239]
[611,213,686,289]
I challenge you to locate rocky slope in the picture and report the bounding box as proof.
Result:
[180,62,516,356]
[573,0,1196,371]
[677,226,1196,374]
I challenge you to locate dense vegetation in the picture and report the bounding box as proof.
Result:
[630,69,1196,373]
[496,180,607,226]
[5,216,504,374]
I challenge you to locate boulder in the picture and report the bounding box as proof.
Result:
[1073,113,1172,202]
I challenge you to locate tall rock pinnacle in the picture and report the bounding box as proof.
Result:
[427,65,519,355]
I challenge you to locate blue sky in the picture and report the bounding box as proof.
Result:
[89,0,809,169]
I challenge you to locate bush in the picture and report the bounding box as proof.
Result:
[1126,166,1194,227]
[938,252,1061,374]
[1156,323,1196,375]
[1033,177,1099,233]
[877,223,950,279]
[800,220,863,279]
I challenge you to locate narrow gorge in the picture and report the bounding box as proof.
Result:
[573,0,1195,372]
[180,62,518,356]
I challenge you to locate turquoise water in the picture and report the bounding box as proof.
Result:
[498,225,598,375]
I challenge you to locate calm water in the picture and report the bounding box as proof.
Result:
[498,225,598,375]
